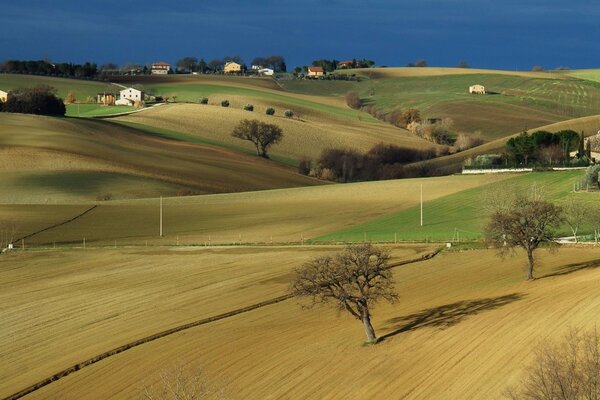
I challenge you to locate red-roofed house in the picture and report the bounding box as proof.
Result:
[338,60,353,69]
[307,66,325,78]
[151,62,171,75]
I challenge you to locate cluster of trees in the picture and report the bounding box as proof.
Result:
[250,55,287,72]
[506,130,590,165]
[0,59,98,79]
[305,143,436,182]
[0,85,65,116]
[308,58,375,73]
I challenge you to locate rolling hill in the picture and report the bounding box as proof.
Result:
[0,113,321,203]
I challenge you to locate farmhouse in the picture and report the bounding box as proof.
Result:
[116,87,143,106]
[469,84,486,94]
[259,68,274,76]
[307,66,325,78]
[0,90,7,102]
[224,62,242,74]
[338,60,353,69]
[151,62,171,75]
[96,92,116,105]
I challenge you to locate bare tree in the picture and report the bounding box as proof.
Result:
[485,195,563,281]
[142,363,229,400]
[562,197,589,243]
[505,328,600,400]
[231,119,283,158]
[290,244,397,343]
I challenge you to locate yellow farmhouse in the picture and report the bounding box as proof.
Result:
[224,62,242,74]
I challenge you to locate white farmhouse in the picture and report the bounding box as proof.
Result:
[469,84,486,94]
[121,87,143,100]
[259,68,274,76]
[0,90,8,103]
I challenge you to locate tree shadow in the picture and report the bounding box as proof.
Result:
[378,293,523,343]
[541,258,600,279]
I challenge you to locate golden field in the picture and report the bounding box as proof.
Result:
[2,246,600,399]
[115,103,436,162]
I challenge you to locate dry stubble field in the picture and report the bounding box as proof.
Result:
[3,246,600,399]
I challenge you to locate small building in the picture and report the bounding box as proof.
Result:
[338,60,353,69]
[259,68,274,76]
[0,90,8,103]
[151,62,171,75]
[307,66,325,78]
[120,87,143,102]
[115,98,134,106]
[96,93,116,105]
[224,62,242,74]
[251,65,263,71]
[469,84,486,94]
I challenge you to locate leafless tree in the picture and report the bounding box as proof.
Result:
[484,194,563,281]
[505,328,600,400]
[231,119,283,158]
[290,244,397,343]
[562,197,589,243]
[142,363,229,400]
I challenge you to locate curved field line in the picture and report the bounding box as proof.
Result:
[3,248,441,400]
[14,205,98,243]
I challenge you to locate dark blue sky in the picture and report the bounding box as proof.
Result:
[2,0,600,70]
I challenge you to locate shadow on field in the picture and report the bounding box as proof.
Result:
[379,293,523,342]
[542,258,600,279]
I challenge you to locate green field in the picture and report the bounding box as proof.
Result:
[315,170,589,242]
[65,104,141,117]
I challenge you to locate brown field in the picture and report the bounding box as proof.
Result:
[0,114,320,202]
[115,103,438,161]
[0,244,433,398]
[3,246,600,399]
[22,174,508,246]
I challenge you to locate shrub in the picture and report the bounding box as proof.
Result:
[199,97,208,104]
[454,133,485,151]
[221,100,229,107]
[265,107,275,115]
[243,103,254,111]
[96,193,113,201]
[284,109,294,118]
[345,91,361,109]
[298,158,311,175]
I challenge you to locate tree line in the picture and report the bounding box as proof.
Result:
[0,85,65,116]
[0,60,98,79]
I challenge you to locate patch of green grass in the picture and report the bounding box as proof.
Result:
[65,104,138,117]
[313,170,585,242]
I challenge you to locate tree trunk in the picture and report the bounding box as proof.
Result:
[526,249,535,281]
[361,309,377,343]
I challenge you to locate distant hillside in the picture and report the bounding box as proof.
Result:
[281,67,600,140]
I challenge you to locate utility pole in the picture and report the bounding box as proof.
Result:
[159,196,163,237]
[420,183,423,227]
